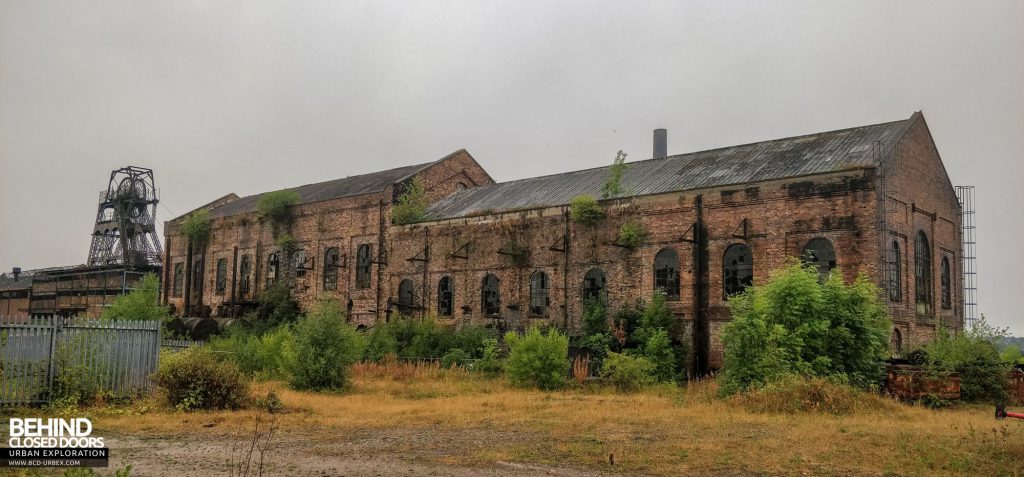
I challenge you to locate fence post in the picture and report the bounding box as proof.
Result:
[44,316,59,401]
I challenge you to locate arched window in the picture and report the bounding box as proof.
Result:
[239,255,252,297]
[530,271,550,315]
[941,256,952,309]
[356,244,372,289]
[888,240,902,302]
[482,274,501,315]
[215,258,228,294]
[397,278,415,314]
[891,328,903,356]
[915,231,932,314]
[437,276,454,316]
[723,244,753,297]
[323,247,340,291]
[583,268,607,304]
[172,263,183,297]
[653,248,680,300]
[802,237,836,281]
[266,253,278,284]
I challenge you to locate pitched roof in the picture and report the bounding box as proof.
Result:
[426,116,914,220]
[204,162,434,220]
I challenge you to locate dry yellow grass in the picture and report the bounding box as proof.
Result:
[88,363,1024,476]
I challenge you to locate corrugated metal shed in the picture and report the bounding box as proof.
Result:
[205,162,433,219]
[427,117,912,220]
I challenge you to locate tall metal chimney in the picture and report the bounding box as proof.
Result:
[653,129,667,159]
[12,267,21,280]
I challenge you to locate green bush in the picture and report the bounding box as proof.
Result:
[616,220,647,249]
[921,317,1011,402]
[181,209,212,246]
[569,195,604,225]
[600,352,655,392]
[505,327,569,390]
[253,281,300,333]
[207,326,293,379]
[474,338,503,375]
[102,273,170,322]
[732,375,902,415]
[719,262,890,395]
[362,318,496,361]
[153,347,249,411]
[601,150,628,199]
[363,324,400,362]
[285,299,365,391]
[392,177,430,225]
[441,348,470,368]
[643,329,677,383]
[256,189,300,236]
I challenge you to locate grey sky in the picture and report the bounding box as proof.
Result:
[1,1,1021,333]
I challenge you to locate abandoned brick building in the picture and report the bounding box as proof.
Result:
[163,112,963,373]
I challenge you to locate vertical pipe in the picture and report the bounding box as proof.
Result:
[562,210,571,330]
[230,246,239,308]
[183,240,193,316]
[692,194,710,376]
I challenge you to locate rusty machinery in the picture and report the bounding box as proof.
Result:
[86,166,163,268]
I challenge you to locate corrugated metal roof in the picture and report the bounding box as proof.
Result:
[206,162,433,219]
[427,117,912,220]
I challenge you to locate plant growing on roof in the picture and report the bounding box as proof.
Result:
[601,150,628,199]
[256,189,300,236]
[616,220,647,249]
[181,209,212,246]
[392,177,430,225]
[569,195,605,226]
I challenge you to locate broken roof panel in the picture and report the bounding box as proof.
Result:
[426,117,912,220]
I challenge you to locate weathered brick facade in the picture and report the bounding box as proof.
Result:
[163,112,963,372]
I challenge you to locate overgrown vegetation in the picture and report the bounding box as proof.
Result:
[600,352,655,391]
[152,347,249,411]
[616,219,647,248]
[181,209,212,246]
[252,281,301,333]
[285,299,364,391]
[362,317,497,363]
[719,261,890,394]
[102,273,170,322]
[569,194,604,225]
[256,189,300,235]
[207,326,292,380]
[919,316,1013,402]
[601,150,628,199]
[392,177,430,225]
[505,327,569,390]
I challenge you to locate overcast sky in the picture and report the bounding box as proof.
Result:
[1,1,1021,333]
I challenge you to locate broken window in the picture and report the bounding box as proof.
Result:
[888,240,902,302]
[941,256,952,309]
[215,258,228,294]
[323,247,340,291]
[583,268,607,304]
[192,258,203,297]
[654,248,680,300]
[172,263,183,297]
[239,255,252,297]
[914,231,932,315]
[723,244,753,297]
[397,278,415,314]
[891,328,903,356]
[356,244,372,289]
[293,249,307,278]
[482,274,501,316]
[801,237,836,281]
[267,253,278,285]
[530,271,550,315]
[437,276,454,316]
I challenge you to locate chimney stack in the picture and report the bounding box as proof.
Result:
[653,129,667,159]
[12,267,21,280]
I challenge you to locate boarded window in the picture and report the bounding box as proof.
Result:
[172,263,183,297]
[239,255,252,297]
[323,247,340,291]
[530,271,550,315]
[482,274,501,315]
[941,256,952,309]
[438,276,454,316]
[267,253,278,284]
[802,237,836,281]
[583,268,607,304]
[397,278,415,314]
[723,244,753,297]
[293,249,307,278]
[215,258,228,294]
[915,231,932,314]
[356,244,372,289]
[653,248,680,300]
[888,240,902,302]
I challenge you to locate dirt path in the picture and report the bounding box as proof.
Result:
[105,427,622,477]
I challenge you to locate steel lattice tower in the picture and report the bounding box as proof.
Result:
[86,166,163,268]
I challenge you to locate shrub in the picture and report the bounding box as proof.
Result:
[616,220,647,249]
[441,348,470,368]
[600,352,655,392]
[505,327,569,390]
[253,282,300,333]
[643,330,678,383]
[921,317,1011,402]
[256,189,300,234]
[207,326,293,379]
[731,376,903,415]
[181,209,212,246]
[362,318,497,361]
[719,262,890,395]
[474,338,503,375]
[601,150,628,199]
[153,347,249,411]
[569,195,604,225]
[363,324,400,362]
[392,177,430,225]
[285,299,365,391]
[102,273,170,322]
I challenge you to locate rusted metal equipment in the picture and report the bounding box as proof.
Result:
[885,363,960,400]
[87,166,163,268]
[996,404,1024,420]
